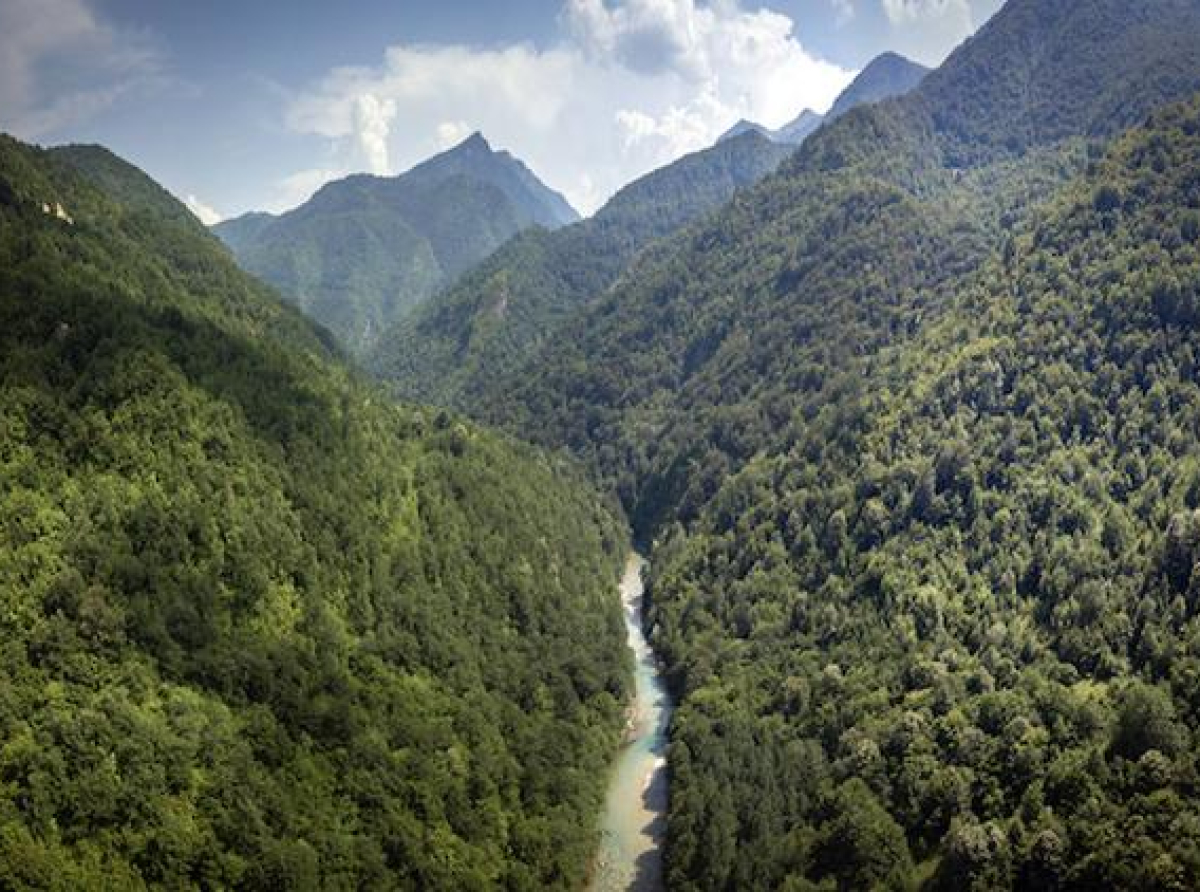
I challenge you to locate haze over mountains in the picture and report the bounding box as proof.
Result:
[213,133,578,355]
[718,52,929,146]
[718,109,825,146]
[8,0,1200,888]
[367,129,792,406]
[369,51,933,410]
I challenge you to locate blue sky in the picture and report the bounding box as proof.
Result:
[0,0,1004,219]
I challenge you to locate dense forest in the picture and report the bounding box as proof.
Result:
[421,0,1200,886]
[9,0,1200,888]
[645,91,1200,892]
[214,133,577,356]
[0,136,627,889]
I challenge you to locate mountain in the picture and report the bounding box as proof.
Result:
[715,52,927,146]
[0,135,626,888]
[213,133,578,355]
[431,0,1200,886]
[718,109,824,145]
[826,51,929,121]
[917,0,1200,163]
[773,108,826,143]
[717,119,775,142]
[208,209,275,253]
[369,56,934,410]
[368,130,793,406]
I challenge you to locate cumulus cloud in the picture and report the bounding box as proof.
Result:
[436,121,473,149]
[185,194,223,226]
[566,0,711,77]
[268,167,348,213]
[353,94,396,175]
[0,0,162,139]
[881,0,968,23]
[282,0,854,215]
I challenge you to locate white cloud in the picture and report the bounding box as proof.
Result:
[615,84,727,156]
[436,121,473,149]
[281,0,854,215]
[831,0,855,25]
[0,0,162,139]
[881,0,968,23]
[268,167,348,213]
[185,194,223,226]
[353,93,396,175]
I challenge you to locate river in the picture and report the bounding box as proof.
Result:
[590,553,673,892]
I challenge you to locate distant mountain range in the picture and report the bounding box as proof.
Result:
[718,109,825,146]
[213,133,577,355]
[826,51,929,120]
[717,52,928,146]
[370,51,931,409]
[367,129,792,406]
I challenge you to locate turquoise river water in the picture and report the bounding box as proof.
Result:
[590,553,673,892]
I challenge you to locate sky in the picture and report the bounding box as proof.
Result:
[0,0,1004,221]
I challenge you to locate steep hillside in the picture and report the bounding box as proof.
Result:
[433,0,1200,886]
[652,92,1200,892]
[368,131,792,406]
[213,133,577,355]
[369,53,933,411]
[0,135,626,890]
[207,210,275,254]
[826,51,928,121]
[918,0,1200,163]
[478,0,1200,529]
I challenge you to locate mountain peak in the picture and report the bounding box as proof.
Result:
[717,120,773,143]
[826,51,928,121]
[214,126,577,355]
[457,131,492,152]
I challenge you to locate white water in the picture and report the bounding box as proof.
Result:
[590,553,673,892]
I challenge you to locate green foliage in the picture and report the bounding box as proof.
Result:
[0,134,627,889]
[651,96,1200,889]
[917,0,1200,165]
[215,134,577,356]
[426,0,1200,885]
[818,779,913,890]
[370,56,940,413]
[369,132,793,408]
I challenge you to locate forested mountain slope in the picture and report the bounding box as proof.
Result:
[214,133,577,356]
[825,52,928,122]
[478,0,1200,531]
[368,52,931,411]
[648,91,1200,892]
[368,131,791,406]
[431,0,1200,886]
[0,136,626,890]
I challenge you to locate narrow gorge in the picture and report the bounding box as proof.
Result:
[591,555,673,892]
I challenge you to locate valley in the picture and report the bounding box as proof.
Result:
[591,554,673,892]
[7,0,1200,888]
